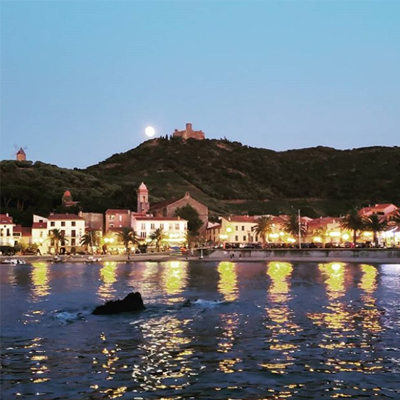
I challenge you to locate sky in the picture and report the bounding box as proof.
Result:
[1,0,399,169]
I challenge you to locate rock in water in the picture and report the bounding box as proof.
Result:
[92,292,146,315]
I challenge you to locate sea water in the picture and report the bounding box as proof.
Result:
[1,261,400,399]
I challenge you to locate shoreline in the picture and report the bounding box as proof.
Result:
[1,252,400,264]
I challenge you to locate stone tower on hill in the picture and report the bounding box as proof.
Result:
[173,123,205,140]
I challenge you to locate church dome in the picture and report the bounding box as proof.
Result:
[63,190,72,197]
[138,182,147,190]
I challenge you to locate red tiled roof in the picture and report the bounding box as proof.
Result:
[32,222,47,229]
[105,209,130,215]
[149,198,178,211]
[13,226,31,236]
[48,213,84,220]
[0,214,13,224]
[134,217,186,221]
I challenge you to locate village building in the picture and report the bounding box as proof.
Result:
[32,221,48,254]
[0,213,14,247]
[13,226,32,247]
[172,123,205,140]
[149,192,208,231]
[131,216,187,247]
[79,211,104,233]
[47,213,85,254]
[105,209,132,232]
[359,203,398,218]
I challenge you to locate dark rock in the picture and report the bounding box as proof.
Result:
[92,292,146,315]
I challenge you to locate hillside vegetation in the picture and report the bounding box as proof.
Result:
[1,138,400,225]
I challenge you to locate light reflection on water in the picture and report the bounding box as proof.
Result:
[1,261,400,399]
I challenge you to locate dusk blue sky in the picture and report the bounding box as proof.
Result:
[1,1,399,169]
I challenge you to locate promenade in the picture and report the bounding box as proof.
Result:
[2,248,400,264]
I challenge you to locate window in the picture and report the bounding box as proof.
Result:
[160,223,164,229]
[235,235,238,241]
[140,232,146,238]
[175,223,179,230]
[119,215,122,221]
[243,236,246,241]
[169,224,173,231]
[71,239,76,245]
[110,224,114,228]
[235,226,238,231]
[51,222,55,227]
[141,223,146,230]
[151,223,155,230]
[72,221,76,227]
[71,230,76,237]
[6,229,10,236]
[241,226,245,231]
[109,215,115,221]
[61,222,66,227]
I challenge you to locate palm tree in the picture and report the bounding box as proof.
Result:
[149,228,166,252]
[283,214,306,245]
[251,216,273,244]
[48,228,67,254]
[80,230,100,254]
[364,214,388,247]
[117,228,138,256]
[340,209,366,246]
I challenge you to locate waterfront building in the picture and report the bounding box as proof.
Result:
[0,213,14,247]
[79,212,104,233]
[32,221,49,254]
[47,213,85,254]
[13,226,32,247]
[131,216,188,247]
[105,209,132,232]
[359,203,398,218]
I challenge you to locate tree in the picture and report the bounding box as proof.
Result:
[48,228,67,254]
[117,228,138,256]
[283,214,307,245]
[149,228,166,252]
[340,209,366,246]
[174,204,203,235]
[364,214,388,247]
[251,215,273,244]
[80,230,100,254]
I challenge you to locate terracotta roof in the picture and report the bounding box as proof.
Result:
[359,204,397,215]
[149,198,177,210]
[105,209,130,215]
[134,216,187,221]
[32,222,47,229]
[207,223,221,230]
[63,190,72,197]
[13,226,31,236]
[0,214,13,224]
[223,216,258,223]
[48,213,84,220]
[307,217,338,229]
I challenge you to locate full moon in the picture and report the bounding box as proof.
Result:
[145,126,155,137]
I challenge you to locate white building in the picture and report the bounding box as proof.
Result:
[47,213,85,254]
[131,216,187,246]
[0,213,15,247]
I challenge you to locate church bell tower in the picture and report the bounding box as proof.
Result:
[137,182,149,214]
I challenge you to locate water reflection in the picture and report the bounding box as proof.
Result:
[359,264,382,335]
[216,261,241,373]
[26,337,50,384]
[161,261,188,303]
[134,316,194,392]
[98,262,117,300]
[261,262,300,374]
[30,262,50,300]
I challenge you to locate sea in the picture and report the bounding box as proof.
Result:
[1,260,400,399]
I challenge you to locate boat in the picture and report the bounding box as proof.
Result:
[85,256,102,264]
[1,259,27,265]
[52,256,64,263]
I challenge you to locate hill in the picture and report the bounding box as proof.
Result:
[1,138,400,225]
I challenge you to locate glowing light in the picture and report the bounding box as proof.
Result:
[269,233,279,238]
[329,232,341,237]
[313,236,322,242]
[145,126,155,137]
[342,233,350,240]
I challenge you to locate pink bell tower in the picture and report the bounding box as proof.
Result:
[137,182,149,214]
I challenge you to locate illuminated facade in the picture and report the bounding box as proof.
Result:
[0,213,15,247]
